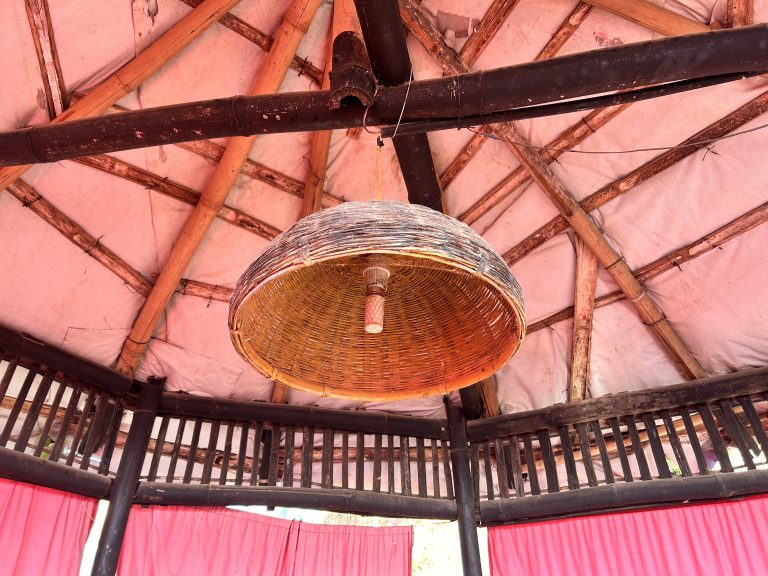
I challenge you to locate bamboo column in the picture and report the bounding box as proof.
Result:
[0,0,242,191]
[115,0,323,375]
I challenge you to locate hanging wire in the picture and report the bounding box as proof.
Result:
[469,120,768,156]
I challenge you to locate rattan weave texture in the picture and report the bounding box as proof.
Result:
[230,201,525,400]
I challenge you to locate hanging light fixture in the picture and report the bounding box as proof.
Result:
[229,201,525,400]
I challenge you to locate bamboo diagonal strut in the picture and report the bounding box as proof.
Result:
[77,98,343,208]
[179,0,323,85]
[24,0,66,119]
[436,2,599,207]
[74,155,281,241]
[115,0,323,375]
[0,0,242,191]
[402,0,706,381]
[570,237,598,401]
[504,88,768,264]
[584,0,709,36]
[528,200,768,333]
[6,179,233,304]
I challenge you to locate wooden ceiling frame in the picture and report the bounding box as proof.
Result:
[115,0,324,376]
[401,0,706,381]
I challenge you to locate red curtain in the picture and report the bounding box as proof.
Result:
[0,478,97,576]
[488,495,768,576]
[118,505,413,576]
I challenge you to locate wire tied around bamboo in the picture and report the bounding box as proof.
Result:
[230,201,526,400]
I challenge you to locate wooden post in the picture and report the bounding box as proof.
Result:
[446,399,483,576]
[91,377,164,576]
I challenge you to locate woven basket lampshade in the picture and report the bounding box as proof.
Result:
[229,201,525,400]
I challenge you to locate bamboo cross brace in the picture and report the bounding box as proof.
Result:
[0,0,242,192]
[402,2,705,381]
[24,0,66,119]
[458,0,521,67]
[584,0,710,36]
[504,88,768,264]
[74,155,281,241]
[726,0,754,28]
[6,179,235,305]
[76,98,344,208]
[528,199,768,333]
[570,236,599,402]
[434,2,595,196]
[115,0,323,376]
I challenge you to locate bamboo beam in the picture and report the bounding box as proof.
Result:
[569,237,598,401]
[726,0,754,27]
[24,0,66,119]
[458,0,520,67]
[74,155,280,240]
[3,26,767,165]
[439,2,593,198]
[179,0,323,85]
[504,88,768,264]
[115,0,323,376]
[478,377,502,417]
[584,0,710,36]
[529,199,768,333]
[6,180,152,297]
[0,0,242,191]
[403,4,706,381]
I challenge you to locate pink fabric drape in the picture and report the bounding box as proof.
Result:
[119,505,413,576]
[0,478,97,576]
[489,495,768,576]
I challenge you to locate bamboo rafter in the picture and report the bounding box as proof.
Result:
[726,0,754,27]
[584,0,710,36]
[0,0,243,192]
[437,2,596,199]
[401,0,706,381]
[115,0,323,376]
[569,236,598,402]
[528,199,768,333]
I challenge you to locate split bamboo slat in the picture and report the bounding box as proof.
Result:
[726,0,754,27]
[115,0,323,375]
[0,0,242,191]
[24,0,66,119]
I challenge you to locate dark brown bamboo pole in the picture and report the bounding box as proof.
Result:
[2,26,765,166]
[91,377,164,576]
